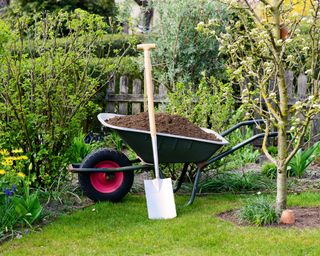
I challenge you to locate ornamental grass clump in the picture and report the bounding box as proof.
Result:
[239,196,279,226]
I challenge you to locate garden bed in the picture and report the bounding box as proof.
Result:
[219,206,320,229]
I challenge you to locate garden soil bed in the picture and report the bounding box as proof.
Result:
[218,206,320,228]
[107,112,221,142]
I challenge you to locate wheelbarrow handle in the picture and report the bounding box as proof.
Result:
[220,119,264,137]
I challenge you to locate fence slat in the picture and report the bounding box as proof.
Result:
[158,84,168,98]
[297,73,308,99]
[285,70,294,100]
[106,75,116,113]
[132,79,142,114]
[119,76,129,114]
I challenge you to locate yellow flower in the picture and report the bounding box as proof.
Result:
[17,172,26,178]
[0,169,6,175]
[20,155,28,160]
[14,155,28,161]
[2,159,13,166]
[12,149,23,154]
[0,149,9,156]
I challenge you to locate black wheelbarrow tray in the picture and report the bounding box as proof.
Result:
[69,113,277,205]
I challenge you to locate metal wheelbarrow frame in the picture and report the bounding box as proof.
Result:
[69,113,277,205]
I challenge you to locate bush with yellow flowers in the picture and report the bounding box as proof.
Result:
[0,149,28,193]
[0,149,43,240]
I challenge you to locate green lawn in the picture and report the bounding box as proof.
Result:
[1,193,320,256]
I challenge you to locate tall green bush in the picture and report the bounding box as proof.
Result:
[166,75,235,132]
[149,0,229,90]
[0,10,130,186]
[10,0,117,22]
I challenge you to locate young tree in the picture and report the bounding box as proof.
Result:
[207,0,320,212]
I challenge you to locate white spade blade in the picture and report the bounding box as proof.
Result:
[144,178,177,220]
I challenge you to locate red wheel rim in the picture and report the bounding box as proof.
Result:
[90,161,124,193]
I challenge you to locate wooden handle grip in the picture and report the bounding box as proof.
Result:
[137,44,156,51]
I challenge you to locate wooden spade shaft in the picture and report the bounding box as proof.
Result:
[137,43,160,179]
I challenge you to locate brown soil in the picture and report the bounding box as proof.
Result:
[107,112,221,142]
[218,206,320,228]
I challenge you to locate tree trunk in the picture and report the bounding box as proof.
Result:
[276,151,288,212]
[273,0,289,213]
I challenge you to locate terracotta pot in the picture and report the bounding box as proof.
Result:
[280,209,295,224]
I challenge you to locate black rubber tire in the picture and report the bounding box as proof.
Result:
[78,148,134,202]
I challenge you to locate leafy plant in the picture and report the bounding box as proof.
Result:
[267,146,278,157]
[219,127,260,171]
[199,171,275,193]
[239,196,279,226]
[288,142,320,178]
[104,131,124,151]
[0,192,19,237]
[66,134,93,164]
[13,191,42,227]
[261,162,277,179]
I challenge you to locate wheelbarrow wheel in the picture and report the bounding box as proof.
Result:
[78,148,134,202]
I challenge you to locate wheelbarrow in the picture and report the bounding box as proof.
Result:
[69,113,277,205]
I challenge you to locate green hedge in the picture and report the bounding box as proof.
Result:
[22,34,145,58]
[89,56,142,81]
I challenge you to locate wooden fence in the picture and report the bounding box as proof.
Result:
[105,72,320,143]
[105,75,167,115]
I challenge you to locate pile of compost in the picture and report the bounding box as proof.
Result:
[107,112,221,142]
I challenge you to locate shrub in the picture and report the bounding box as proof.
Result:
[89,56,141,80]
[17,34,144,58]
[149,0,230,89]
[167,75,235,132]
[239,196,279,226]
[0,10,130,187]
[11,0,117,22]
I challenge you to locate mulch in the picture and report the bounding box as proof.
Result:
[107,112,221,142]
[218,206,320,229]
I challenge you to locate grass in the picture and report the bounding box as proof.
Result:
[1,193,320,255]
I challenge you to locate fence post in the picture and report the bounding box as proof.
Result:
[132,79,142,114]
[119,76,129,114]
